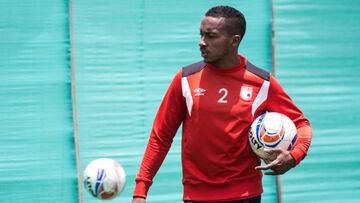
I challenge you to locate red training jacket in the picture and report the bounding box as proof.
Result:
[134,55,311,202]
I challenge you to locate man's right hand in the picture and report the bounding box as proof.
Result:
[132,197,146,203]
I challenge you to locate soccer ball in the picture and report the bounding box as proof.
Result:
[249,112,297,161]
[83,158,126,200]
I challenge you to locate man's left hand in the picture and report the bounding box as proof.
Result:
[255,148,296,175]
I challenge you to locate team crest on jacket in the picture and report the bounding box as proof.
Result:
[240,86,253,101]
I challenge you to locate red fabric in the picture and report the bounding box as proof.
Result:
[133,55,312,201]
[266,75,312,164]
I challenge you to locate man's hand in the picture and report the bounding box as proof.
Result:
[255,148,296,175]
[132,197,146,203]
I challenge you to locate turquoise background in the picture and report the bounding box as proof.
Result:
[0,0,77,202]
[0,0,359,202]
[273,0,360,202]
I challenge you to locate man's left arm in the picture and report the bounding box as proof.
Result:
[255,75,313,175]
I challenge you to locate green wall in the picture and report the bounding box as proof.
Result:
[1,0,359,202]
[273,0,360,202]
[0,1,77,202]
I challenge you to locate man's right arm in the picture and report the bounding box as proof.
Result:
[133,71,186,199]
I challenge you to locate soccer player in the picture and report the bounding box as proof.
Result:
[132,5,312,203]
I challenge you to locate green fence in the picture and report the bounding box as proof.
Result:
[273,0,360,202]
[1,0,359,202]
[0,0,77,202]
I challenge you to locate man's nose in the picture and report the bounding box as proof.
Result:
[199,36,206,47]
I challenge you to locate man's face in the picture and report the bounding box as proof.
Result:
[199,16,233,64]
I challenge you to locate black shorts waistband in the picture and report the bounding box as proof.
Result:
[184,195,261,203]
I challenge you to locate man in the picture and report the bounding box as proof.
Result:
[132,5,312,203]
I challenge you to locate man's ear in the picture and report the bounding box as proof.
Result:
[232,35,241,47]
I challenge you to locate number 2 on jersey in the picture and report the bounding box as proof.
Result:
[218,88,228,103]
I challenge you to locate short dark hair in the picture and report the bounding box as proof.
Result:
[205,6,246,40]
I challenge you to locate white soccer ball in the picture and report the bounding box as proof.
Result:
[249,112,297,161]
[83,158,126,200]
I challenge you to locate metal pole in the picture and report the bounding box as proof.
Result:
[270,0,283,202]
[68,0,83,202]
